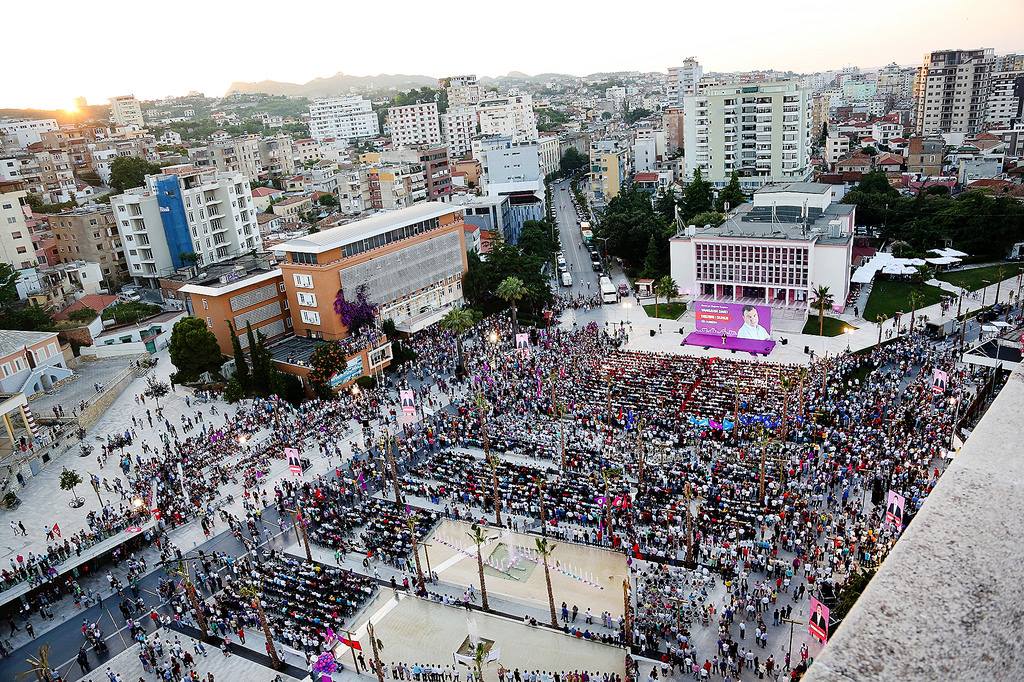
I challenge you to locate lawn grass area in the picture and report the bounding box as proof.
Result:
[802,315,854,336]
[863,279,945,320]
[643,302,687,319]
[936,263,1024,292]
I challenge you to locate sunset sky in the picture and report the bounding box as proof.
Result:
[4,0,1022,109]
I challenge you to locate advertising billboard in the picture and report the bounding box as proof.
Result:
[808,597,830,643]
[693,301,773,339]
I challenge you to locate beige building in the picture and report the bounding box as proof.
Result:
[50,206,128,288]
[662,107,685,155]
[271,195,313,220]
[0,181,35,269]
[914,48,994,136]
[109,95,144,128]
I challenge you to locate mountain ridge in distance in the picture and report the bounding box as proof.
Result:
[227,70,587,96]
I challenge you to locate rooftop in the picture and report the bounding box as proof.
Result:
[53,294,119,320]
[754,182,833,196]
[0,329,58,356]
[276,202,462,255]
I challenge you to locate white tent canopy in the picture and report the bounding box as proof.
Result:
[926,256,962,265]
[929,247,970,258]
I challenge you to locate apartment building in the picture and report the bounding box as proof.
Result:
[189,136,263,183]
[684,79,813,190]
[440,75,482,108]
[876,63,916,100]
[914,48,994,136]
[387,103,442,148]
[906,135,946,176]
[110,165,261,286]
[417,147,452,202]
[291,138,322,165]
[259,134,296,177]
[109,95,144,128]
[589,139,630,207]
[0,181,35,269]
[538,135,560,177]
[0,149,77,204]
[0,118,58,149]
[50,206,128,288]
[365,162,427,210]
[666,58,703,106]
[663,107,685,155]
[277,202,468,336]
[473,136,544,200]
[441,107,477,159]
[308,96,379,142]
[985,70,1024,127]
[477,94,538,142]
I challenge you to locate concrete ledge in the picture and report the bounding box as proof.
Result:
[806,366,1024,681]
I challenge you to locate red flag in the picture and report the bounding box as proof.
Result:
[339,637,362,651]
[52,523,61,538]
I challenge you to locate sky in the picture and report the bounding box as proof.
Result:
[3,0,1022,110]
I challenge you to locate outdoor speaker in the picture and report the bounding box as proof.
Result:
[804,345,810,354]
[650,329,656,337]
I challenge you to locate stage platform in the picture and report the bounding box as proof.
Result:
[682,332,777,357]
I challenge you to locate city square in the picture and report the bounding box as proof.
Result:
[0,5,1022,682]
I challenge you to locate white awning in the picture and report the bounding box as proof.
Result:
[925,256,962,265]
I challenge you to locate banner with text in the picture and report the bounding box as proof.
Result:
[694,301,773,340]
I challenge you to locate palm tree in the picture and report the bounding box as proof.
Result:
[496,276,528,332]
[779,376,793,440]
[240,584,282,670]
[535,537,558,627]
[811,285,834,336]
[908,290,923,332]
[653,275,678,319]
[440,307,476,373]
[467,523,496,611]
[486,453,503,527]
[472,642,487,682]
[875,314,888,345]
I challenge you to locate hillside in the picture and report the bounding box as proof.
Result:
[226,72,438,97]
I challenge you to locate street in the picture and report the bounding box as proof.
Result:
[550,177,602,298]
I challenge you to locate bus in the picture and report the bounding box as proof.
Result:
[599,276,617,304]
[581,229,594,245]
[580,221,591,233]
[561,271,573,287]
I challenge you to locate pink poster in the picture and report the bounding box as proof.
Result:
[400,389,416,414]
[885,490,905,526]
[515,333,530,356]
[808,597,830,643]
[931,369,948,394]
[285,447,301,476]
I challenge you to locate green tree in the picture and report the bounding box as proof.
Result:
[653,275,678,318]
[640,233,665,279]
[535,538,559,627]
[624,107,654,124]
[690,211,727,228]
[811,285,835,336]
[558,148,588,176]
[246,322,274,396]
[144,376,170,409]
[439,307,476,372]
[59,468,84,508]
[496,276,528,332]
[109,156,162,194]
[716,172,745,213]
[228,321,250,391]
[466,523,496,611]
[818,122,828,146]
[168,317,225,383]
[654,187,679,223]
[317,193,338,207]
[0,263,19,305]
[680,168,714,223]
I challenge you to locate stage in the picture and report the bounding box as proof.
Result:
[682,332,777,357]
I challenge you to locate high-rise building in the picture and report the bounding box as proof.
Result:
[109,95,144,128]
[663,107,685,154]
[441,107,477,159]
[684,79,813,190]
[387,102,442,148]
[439,75,482,108]
[0,181,35,270]
[876,63,916,100]
[110,165,261,286]
[308,96,380,142]
[986,69,1024,127]
[50,206,129,288]
[666,58,703,107]
[476,94,538,142]
[589,139,630,207]
[913,48,994,136]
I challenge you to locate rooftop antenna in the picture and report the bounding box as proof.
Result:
[801,199,808,238]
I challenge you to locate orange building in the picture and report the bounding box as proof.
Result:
[180,202,468,390]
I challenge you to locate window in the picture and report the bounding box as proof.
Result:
[292,273,314,289]
[297,292,317,307]
[300,310,321,325]
[202,299,209,310]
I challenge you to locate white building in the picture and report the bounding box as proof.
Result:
[109,95,144,128]
[440,75,482,108]
[684,79,813,190]
[308,96,380,142]
[876,63,916,100]
[0,183,35,270]
[985,69,1024,127]
[473,137,543,197]
[0,118,58,148]
[670,182,854,313]
[825,134,851,166]
[441,107,477,159]
[914,48,995,136]
[538,134,560,177]
[477,94,538,142]
[387,102,442,148]
[666,58,703,106]
[110,165,261,286]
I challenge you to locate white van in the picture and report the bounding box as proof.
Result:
[561,272,573,287]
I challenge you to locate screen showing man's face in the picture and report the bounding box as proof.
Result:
[743,308,759,327]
